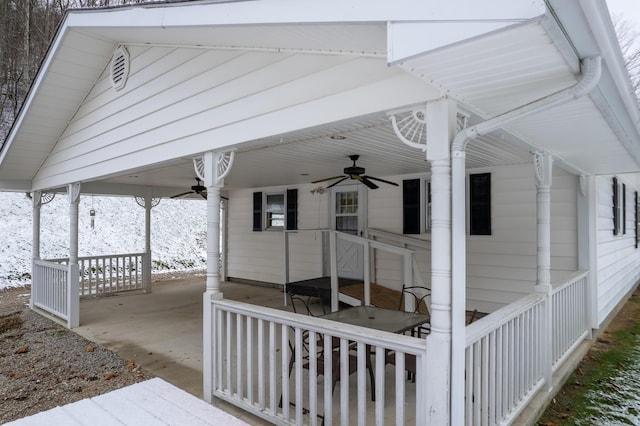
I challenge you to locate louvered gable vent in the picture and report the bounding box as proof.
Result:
[110,46,130,90]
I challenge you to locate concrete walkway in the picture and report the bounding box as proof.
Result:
[74,276,284,425]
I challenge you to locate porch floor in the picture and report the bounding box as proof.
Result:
[73,276,427,425]
[74,275,283,426]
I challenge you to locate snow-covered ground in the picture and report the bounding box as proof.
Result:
[0,191,207,290]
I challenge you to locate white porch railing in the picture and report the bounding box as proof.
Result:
[209,298,428,426]
[32,260,79,328]
[464,271,590,425]
[47,252,148,297]
[551,271,590,369]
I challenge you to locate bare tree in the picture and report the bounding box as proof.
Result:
[614,17,640,102]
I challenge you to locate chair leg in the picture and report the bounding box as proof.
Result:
[367,363,375,402]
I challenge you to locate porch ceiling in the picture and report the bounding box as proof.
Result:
[1,0,639,196]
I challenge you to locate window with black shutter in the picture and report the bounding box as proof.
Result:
[470,173,491,235]
[252,189,298,231]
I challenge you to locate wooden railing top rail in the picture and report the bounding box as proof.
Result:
[551,270,589,294]
[45,252,146,263]
[34,259,68,271]
[465,293,546,347]
[367,228,431,250]
[333,230,415,257]
[212,298,427,356]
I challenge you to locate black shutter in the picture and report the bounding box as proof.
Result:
[286,189,298,230]
[613,177,619,235]
[253,191,262,232]
[634,191,640,248]
[623,183,627,234]
[470,173,491,235]
[403,179,421,234]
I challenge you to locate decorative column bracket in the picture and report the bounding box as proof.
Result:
[134,196,161,209]
[194,151,235,187]
[533,151,554,188]
[389,104,468,153]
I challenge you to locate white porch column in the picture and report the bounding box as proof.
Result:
[31,191,42,309]
[201,150,235,403]
[67,183,81,328]
[533,152,553,390]
[144,194,152,293]
[578,175,598,332]
[425,99,455,425]
[136,191,159,294]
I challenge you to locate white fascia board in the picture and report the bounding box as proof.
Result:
[65,0,546,28]
[549,0,640,168]
[386,1,546,63]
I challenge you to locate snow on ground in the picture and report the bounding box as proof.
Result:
[578,340,640,425]
[0,191,207,290]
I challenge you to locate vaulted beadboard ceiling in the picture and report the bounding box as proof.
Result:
[1,0,639,196]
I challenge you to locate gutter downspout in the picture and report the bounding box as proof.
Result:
[449,55,601,425]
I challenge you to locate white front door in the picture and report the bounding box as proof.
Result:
[331,184,366,280]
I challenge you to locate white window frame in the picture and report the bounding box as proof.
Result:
[424,180,432,233]
[265,192,285,230]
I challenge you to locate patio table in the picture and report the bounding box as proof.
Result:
[321,305,429,334]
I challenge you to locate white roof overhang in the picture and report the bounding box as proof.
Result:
[0,0,637,196]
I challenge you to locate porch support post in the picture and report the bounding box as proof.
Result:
[579,175,598,332]
[143,191,154,293]
[31,191,42,309]
[201,150,235,403]
[68,183,81,328]
[534,151,553,390]
[425,99,455,425]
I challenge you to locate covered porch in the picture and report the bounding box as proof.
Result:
[1,1,639,425]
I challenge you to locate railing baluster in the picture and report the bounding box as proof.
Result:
[247,317,253,404]
[395,350,405,426]
[309,330,318,426]
[281,326,290,419]
[375,344,385,426]
[269,322,276,414]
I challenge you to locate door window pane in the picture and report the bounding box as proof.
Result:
[335,191,359,235]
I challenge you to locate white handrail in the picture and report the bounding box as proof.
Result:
[464,271,590,425]
[367,228,431,251]
[209,298,428,425]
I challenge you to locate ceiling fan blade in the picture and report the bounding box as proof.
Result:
[364,175,399,187]
[326,177,349,188]
[311,175,346,184]
[170,191,194,199]
[199,192,207,200]
[356,175,379,190]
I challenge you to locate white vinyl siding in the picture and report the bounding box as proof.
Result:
[33,45,436,188]
[595,174,640,325]
[227,165,580,313]
[227,187,327,285]
[369,165,578,313]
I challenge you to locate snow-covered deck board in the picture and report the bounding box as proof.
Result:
[6,378,249,426]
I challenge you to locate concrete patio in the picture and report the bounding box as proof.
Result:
[74,275,284,425]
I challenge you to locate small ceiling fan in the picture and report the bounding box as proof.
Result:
[311,154,399,190]
[171,178,207,199]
